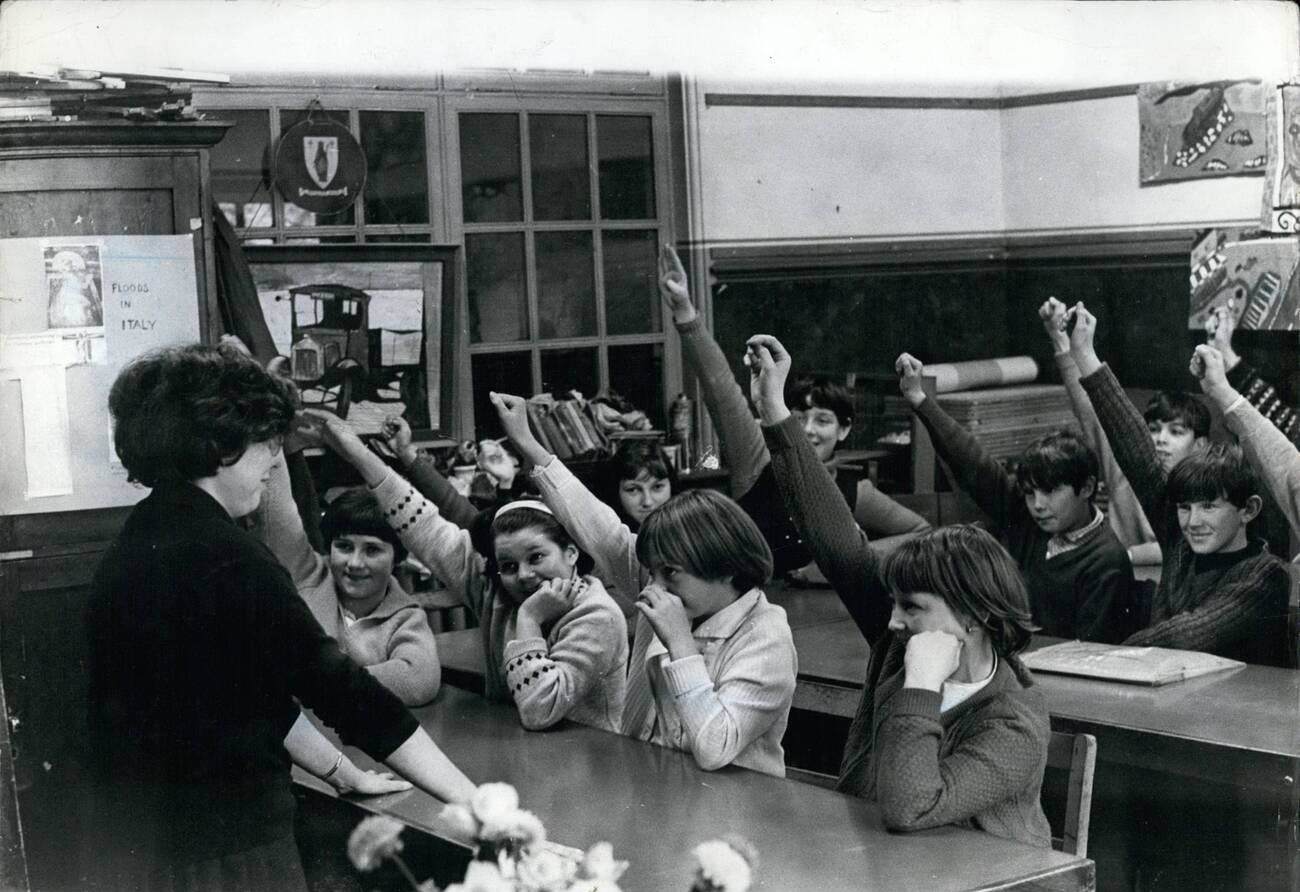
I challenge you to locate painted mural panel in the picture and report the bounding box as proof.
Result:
[1139,81,1268,184]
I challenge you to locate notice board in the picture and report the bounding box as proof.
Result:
[0,235,201,515]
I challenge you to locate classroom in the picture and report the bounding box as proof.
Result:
[1,1,1298,890]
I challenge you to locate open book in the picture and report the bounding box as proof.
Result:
[1022,640,1245,686]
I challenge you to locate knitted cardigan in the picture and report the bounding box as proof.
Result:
[761,415,1052,848]
[1222,392,1300,539]
[1080,364,1291,666]
[912,396,1136,643]
[256,458,441,706]
[370,469,629,731]
[1227,359,1299,446]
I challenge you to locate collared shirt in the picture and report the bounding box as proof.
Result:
[1045,507,1105,560]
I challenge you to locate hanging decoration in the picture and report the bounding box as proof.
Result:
[1139,80,1267,185]
[274,100,366,214]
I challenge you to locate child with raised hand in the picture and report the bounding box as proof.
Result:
[745,334,1050,847]
[1070,305,1291,665]
[1039,296,1161,567]
[1192,343,1300,541]
[623,490,796,776]
[894,349,1135,644]
[1204,303,1300,445]
[298,409,628,731]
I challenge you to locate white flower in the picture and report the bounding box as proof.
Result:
[346,815,405,872]
[439,802,482,841]
[576,841,628,884]
[471,782,521,825]
[692,840,752,892]
[515,848,577,892]
[480,807,547,848]
[444,860,513,892]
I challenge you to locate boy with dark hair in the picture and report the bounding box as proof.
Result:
[258,456,442,705]
[896,352,1135,643]
[1071,304,1291,666]
[1142,390,1211,472]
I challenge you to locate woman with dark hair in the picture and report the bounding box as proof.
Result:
[746,333,1051,848]
[86,343,474,890]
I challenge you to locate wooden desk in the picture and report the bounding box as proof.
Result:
[302,687,1092,891]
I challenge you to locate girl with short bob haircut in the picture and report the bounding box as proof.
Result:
[622,489,797,777]
[605,438,677,529]
[305,410,628,733]
[749,333,1051,848]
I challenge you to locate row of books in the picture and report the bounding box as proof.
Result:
[525,397,612,461]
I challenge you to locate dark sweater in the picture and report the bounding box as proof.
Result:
[761,415,1051,848]
[1080,364,1291,667]
[86,483,418,871]
[913,397,1136,643]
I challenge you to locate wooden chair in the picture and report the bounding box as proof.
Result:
[1044,730,1097,857]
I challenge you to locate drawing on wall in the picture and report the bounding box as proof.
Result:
[1189,228,1300,331]
[1139,80,1268,184]
[1262,85,1300,233]
[45,244,104,329]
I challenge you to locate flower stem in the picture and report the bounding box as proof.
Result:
[391,854,422,891]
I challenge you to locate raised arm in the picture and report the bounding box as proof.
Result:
[1194,344,1300,539]
[492,391,645,616]
[1209,304,1300,445]
[897,352,1024,531]
[661,246,769,498]
[747,334,892,642]
[382,415,479,529]
[853,482,931,555]
[1069,304,1173,545]
[1041,297,1160,561]
[256,447,329,589]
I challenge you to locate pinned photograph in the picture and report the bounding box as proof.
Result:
[45,244,104,328]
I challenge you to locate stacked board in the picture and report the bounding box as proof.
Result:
[935,384,1075,461]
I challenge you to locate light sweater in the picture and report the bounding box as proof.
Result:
[256,458,441,706]
[371,469,629,731]
[1224,392,1300,544]
[620,588,797,777]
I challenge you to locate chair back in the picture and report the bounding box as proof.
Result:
[1044,730,1097,857]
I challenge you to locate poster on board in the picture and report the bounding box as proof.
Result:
[1188,228,1300,331]
[0,234,201,515]
[1139,80,1268,184]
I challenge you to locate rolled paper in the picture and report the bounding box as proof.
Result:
[927,356,1039,394]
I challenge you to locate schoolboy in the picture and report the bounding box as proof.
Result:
[1071,304,1291,665]
[258,456,442,705]
[897,352,1135,643]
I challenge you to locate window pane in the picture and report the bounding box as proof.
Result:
[284,236,358,244]
[472,352,532,438]
[365,233,431,243]
[608,342,665,428]
[536,231,596,339]
[602,229,661,335]
[597,115,655,220]
[540,347,599,400]
[460,113,522,223]
[530,114,590,221]
[280,108,356,226]
[361,110,429,225]
[466,233,527,343]
[209,108,273,228]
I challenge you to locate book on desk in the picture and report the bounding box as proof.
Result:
[1022,640,1245,686]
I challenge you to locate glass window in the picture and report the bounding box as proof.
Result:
[608,342,665,427]
[597,115,655,220]
[472,352,532,438]
[366,233,432,243]
[466,233,528,343]
[536,231,596,339]
[360,110,429,225]
[280,108,356,226]
[209,108,273,228]
[540,347,599,400]
[602,229,660,335]
[530,114,590,221]
[460,113,523,223]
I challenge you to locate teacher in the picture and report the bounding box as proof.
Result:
[83,342,474,890]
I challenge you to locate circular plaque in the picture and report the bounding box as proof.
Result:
[274,117,367,214]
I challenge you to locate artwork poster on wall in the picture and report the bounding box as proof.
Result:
[1139,80,1269,185]
[1261,84,1300,234]
[1188,228,1300,332]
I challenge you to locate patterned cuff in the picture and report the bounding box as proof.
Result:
[504,640,554,695]
[661,653,712,696]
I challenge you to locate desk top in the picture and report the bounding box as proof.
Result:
[315,687,1090,891]
[791,621,1300,759]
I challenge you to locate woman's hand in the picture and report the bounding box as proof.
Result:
[658,245,696,325]
[902,630,962,692]
[1037,296,1070,354]
[744,334,792,425]
[518,576,581,628]
[489,392,551,467]
[635,583,697,661]
[381,415,418,466]
[895,352,927,409]
[336,767,413,797]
